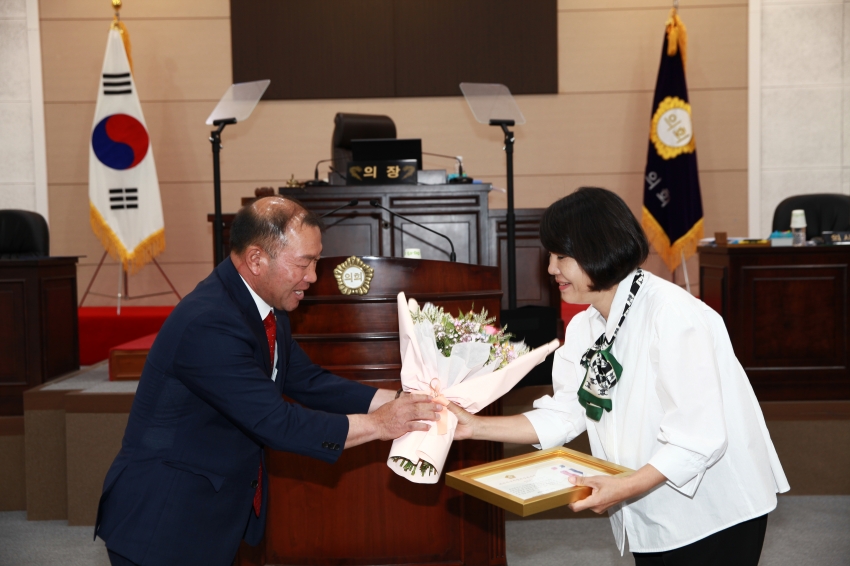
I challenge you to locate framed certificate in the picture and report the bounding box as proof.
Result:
[445,447,634,517]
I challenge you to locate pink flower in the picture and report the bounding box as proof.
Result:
[483,325,500,336]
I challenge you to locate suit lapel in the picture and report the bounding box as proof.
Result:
[215,258,273,376]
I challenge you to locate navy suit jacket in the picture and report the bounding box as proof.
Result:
[95,258,376,565]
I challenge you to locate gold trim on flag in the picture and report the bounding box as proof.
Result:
[641,207,703,273]
[90,202,166,274]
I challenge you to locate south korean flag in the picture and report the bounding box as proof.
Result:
[88,27,164,273]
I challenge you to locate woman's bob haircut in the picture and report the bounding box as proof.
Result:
[540,187,649,291]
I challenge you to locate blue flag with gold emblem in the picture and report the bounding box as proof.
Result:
[642,8,703,273]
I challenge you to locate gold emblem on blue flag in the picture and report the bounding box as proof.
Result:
[642,8,703,273]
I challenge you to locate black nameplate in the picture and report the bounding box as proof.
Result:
[823,231,850,244]
[346,160,417,185]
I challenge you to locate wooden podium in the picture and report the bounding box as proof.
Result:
[0,257,79,415]
[237,257,506,566]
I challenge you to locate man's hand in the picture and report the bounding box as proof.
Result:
[345,394,442,448]
[567,464,667,514]
[372,393,442,440]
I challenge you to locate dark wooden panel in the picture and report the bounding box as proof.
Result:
[698,245,850,401]
[266,443,463,564]
[746,269,841,364]
[230,0,396,100]
[392,215,477,263]
[700,265,726,317]
[230,0,557,100]
[41,276,79,379]
[214,184,492,268]
[298,339,401,366]
[320,214,383,258]
[250,258,506,566]
[394,0,558,97]
[0,280,28,384]
[489,209,559,309]
[0,258,79,416]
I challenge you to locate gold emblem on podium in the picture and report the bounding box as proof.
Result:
[334,256,374,295]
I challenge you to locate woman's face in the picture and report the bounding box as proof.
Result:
[547,254,595,305]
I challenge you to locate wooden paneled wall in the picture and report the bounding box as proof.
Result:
[41,0,747,305]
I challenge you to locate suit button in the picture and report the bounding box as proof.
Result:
[322,442,329,448]
[333,444,340,450]
[251,479,258,489]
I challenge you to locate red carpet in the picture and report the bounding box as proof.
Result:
[79,306,173,365]
[80,304,584,365]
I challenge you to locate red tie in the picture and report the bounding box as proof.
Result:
[254,311,276,517]
[263,311,276,369]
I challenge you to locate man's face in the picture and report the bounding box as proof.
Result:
[258,223,322,312]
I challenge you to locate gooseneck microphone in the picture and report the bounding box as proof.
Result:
[369,200,456,262]
[304,159,334,186]
[422,151,464,176]
[319,199,358,219]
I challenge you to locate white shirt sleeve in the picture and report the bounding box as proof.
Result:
[523,344,587,450]
[647,301,728,495]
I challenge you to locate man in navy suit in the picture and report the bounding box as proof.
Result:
[95,197,439,566]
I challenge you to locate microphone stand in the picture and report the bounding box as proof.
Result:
[305,159,334,186]
[210,117,237,266]
[369,200,456,262]
[319,199,358,219]
[490,119,517,310]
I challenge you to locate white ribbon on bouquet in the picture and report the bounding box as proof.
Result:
[387,292,560,484]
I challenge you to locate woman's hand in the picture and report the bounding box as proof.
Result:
[568,464,667,514]
[445,402,477,440]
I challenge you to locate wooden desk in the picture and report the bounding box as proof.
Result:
[211,184,492,265]
[0,257,79,415]
[280,183,492,263]
[699,245,849,400]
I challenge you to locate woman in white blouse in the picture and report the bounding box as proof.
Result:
[449,187,788,565]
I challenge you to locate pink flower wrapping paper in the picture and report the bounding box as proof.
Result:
[387,292,560,484]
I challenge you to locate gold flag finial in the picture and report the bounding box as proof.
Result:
[111,0,122,29]
[109,0,133,73]
[665,6,688,70]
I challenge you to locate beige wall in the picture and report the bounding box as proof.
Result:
[41,0,747,304]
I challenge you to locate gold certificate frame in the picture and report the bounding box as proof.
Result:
[445,447,634,517]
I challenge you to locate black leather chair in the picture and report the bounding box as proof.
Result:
[331,113,396,175]
[0,209,50,258]
[772,193,850,240]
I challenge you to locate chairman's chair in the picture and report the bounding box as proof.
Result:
[0,209,49,259]
[331,113,396,175]
[772,193,850,241]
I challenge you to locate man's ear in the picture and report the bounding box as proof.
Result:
[244,245,266,276]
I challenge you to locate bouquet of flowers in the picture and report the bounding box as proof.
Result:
[388,292,560,484]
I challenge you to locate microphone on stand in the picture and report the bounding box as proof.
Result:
[319,199,358,219]
[422,151,464,176]
[305,159,334,186]
[422,151,472,184]
[369,199,456,262]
